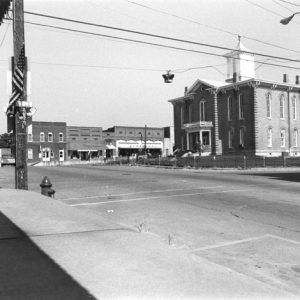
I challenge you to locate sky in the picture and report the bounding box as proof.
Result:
[0,0,299,133]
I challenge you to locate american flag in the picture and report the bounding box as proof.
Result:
[6,44,25,116]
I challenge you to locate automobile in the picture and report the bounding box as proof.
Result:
[0,154,15,166]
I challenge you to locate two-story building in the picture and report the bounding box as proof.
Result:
[27,121,67,164]
[67,126,104,160]
[169,40,300,157]
[103,126,165,158]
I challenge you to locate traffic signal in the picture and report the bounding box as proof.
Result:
[162,71,174,83]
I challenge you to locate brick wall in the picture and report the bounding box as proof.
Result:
[27,121,67,163]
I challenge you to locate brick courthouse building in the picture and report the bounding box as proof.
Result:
[169,41,300,157]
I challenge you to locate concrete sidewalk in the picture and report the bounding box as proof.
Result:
[0,189,296,299]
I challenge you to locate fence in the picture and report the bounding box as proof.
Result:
[105,155,300,169]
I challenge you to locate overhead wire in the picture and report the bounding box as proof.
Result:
[124,0,300,55]
[278,0,300,7]
[0,18,11,48]
[272,0,295,12]
[23,10,300,64]
[244,0,300,25]
[22,20,300,72]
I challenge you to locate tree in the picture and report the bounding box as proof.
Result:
[0,133,13,148]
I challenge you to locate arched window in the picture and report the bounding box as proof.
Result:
[228,96,233,121]
[40,132,45,142]
[267,128,272,147]
[239,94,244,120]
[239,127,245,147]
[200,100,206,121]
[48,132,53,142]
[293,129,298,147]
[228,128,234,149]
[188,104,192,123]
[280,129,286,147]
[292,96,297,120]
[59,132,64,142]
[280,95,285,119]
[266,93,272,118]
[180,106,184,126]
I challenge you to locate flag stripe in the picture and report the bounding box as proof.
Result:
[6,44,25,116]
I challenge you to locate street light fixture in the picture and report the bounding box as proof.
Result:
[280,12,300,25]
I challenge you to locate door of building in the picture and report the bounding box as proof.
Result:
[42,148,50,162]
[59,149,64,162]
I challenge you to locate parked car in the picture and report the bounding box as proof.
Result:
[0,154,15,166]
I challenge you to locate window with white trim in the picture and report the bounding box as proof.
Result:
[266,93,272,118]
[40,132,45,142]
[48,132,53,142]
[239,94,244,120]
[280,129,286,147]
[28,148,33,159]
[228,96,233,121]
[228,128,234,149]
[293,129,298,147]
[267,128,272,147]
[188,105,192,123]
[200,100,206,121]
[280,95,285,119]
[292,96,297,120]
[59,132,64,142]
[239,127,245,146]
[180,106,184,126]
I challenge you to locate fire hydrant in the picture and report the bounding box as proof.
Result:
[40,176,55,198]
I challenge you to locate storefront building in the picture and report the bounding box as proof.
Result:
[67,126,105,160]
[103,126,165,158]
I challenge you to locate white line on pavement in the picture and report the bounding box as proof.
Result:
[191,235,268,251]
[61,186,224,201]
[265,234,300,245]
[191,234,300,252]
[69,188,254,206]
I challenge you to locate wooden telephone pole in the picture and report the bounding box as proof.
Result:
[12,0,28,189]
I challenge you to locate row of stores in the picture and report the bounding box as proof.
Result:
[106,140,164,158]
[26,122,173,164]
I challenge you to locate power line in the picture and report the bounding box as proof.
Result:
[278,0,300,7]
[23,10,300,64]
[272,0,295,12]
[0,18,10,48]
[23,20,300,72]
[124,0,300,55]
[244,0,300,25]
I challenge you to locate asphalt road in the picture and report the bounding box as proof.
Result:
[1,164,300,296]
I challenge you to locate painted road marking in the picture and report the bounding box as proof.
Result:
[265,234,300,245]
[69,188,254,206]
[61,186,224,202]
[192,234,300,252]
[192,235,269,251]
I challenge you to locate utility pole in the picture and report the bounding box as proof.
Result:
[11,0,28,189]
[144,125,147,155]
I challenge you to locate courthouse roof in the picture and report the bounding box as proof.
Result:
[168,77,300,104]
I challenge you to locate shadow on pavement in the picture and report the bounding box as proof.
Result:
[0,211,95,300]
[245,172,300,183]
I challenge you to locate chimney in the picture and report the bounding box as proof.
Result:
[296,75,299,85]
[184,86,188,95]
[233,72,237,83]
[283,74,289,83]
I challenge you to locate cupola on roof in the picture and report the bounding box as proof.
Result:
[224,37,255,83]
